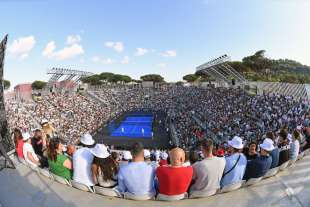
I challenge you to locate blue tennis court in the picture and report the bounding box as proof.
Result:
[111,115,153,138]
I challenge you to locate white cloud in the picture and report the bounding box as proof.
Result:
[42,41,56,57]
[135,47,148,56]
[42,41,84,60]
[8,35,36,59]
[161,50,177,57]
[91,56,100,63]
[66,35,81,45]
[53,44,84,60]
[104,41,124,52]
[157,63,167,68]
[121,56,130,64]
[91,56,114,64]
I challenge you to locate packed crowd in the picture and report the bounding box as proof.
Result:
[91,86,309,148]
[7,85,310,200]
[14,124,310,199]
[5,85,310,149]
[6,93,109,144]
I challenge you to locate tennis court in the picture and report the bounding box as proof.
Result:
[111,115,153,138]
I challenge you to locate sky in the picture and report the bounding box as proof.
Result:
[1,0,310,87]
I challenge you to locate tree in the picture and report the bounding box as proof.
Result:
[242,50,272,72]
[99,72,114,81]
[140,74,164,82]
[183,74,198,82]
[3,80,10,90]
[31,80,47,90]
[227,61,251,73]
[120,75,132,83]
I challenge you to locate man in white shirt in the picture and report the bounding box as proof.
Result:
[190,139,226,194]
[73,133,95,186]
[22,132,40,168]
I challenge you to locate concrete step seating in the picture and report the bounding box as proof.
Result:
[17,148,310,202]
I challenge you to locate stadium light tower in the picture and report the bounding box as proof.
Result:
[196,54,247,87]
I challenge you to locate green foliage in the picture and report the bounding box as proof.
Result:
[230,50,310,83]
[183,74,198,82]
[31,80,47,90]
[3,79,10,90]
[140,74,164,82]
[81,72,132,85]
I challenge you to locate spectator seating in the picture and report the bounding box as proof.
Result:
[243,177,263,187]
[71,180,94,193]
[263,167,279,179]
[53,173,71,186]
[220,180,245,193]
[157,193,188,201]
[16,149,308,202]
[189,189,218,199]
[279,161,290,171]
[39,168,53,179]
[93,186,121,197]
[123,192,155,201]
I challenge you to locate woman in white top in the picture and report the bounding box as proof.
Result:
[290,130,300,161]
[91,144,119,188]
[22,132,40,168]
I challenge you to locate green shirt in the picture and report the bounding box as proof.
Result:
[48,154,72,180]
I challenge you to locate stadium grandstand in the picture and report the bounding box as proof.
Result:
[2,36,310,206]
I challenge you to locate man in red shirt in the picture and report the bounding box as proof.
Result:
[156,148,193,196]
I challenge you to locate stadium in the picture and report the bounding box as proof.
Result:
[1,1,310,207]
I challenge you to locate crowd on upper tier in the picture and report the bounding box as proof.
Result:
[13,122,310,198]
[5,86,310,149]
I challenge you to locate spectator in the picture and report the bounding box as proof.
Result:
[91,144,118,188]
[302,127,310,151]
[243,138,273,180]
[31,129,48,168]
[156,148,193,196]
[66,144,76,158]
[190,139,225,194]
[245,142,258,161]
[159,151,169,166]
[41,119,56,139]
[278,130,290,166]
[266,132,280,169]
[47,138,73,180]
[221,136,247,187]
[183,151,191,167]
[189,150,199,165]
[22,132,40,168]
[31,129,45,157]
[13,128,24,159]
[290,130,300,161]
[119,151,132,168]
[73,133,95,186]
[117,142,156,196]
[111,151,120,163]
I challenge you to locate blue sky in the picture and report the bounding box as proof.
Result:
[1,0,310,87]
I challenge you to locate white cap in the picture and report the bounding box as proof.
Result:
[228,136,244,149]
[80,133,95,146]
[297,125,302,130]
[144,149,151,158]
[161,152,168,160]
[22,132,31,141]
[123,151,132,160]
[90,144,110,159]
[260,138,275,152]
[41,119,48,125]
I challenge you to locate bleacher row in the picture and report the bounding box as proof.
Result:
[15,148,310,202]
[258,82,308,100]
